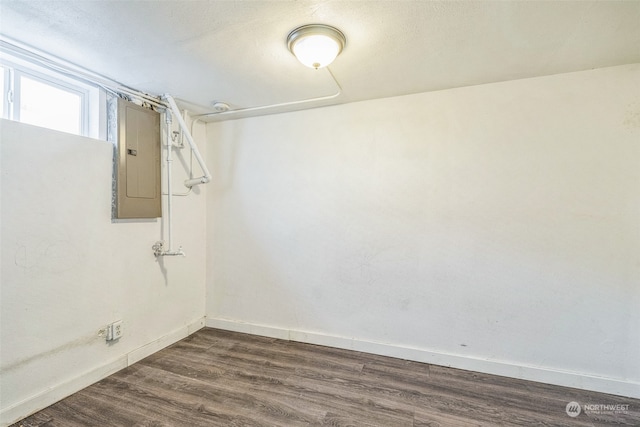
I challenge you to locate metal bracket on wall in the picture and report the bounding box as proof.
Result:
[153,241,185,257]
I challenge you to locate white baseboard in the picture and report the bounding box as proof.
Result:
[1,317,206,427]
[128,317,205,365]
[206,317,640,399]
[0,357,127,427]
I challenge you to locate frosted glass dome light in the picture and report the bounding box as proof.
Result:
[287,24,346,69]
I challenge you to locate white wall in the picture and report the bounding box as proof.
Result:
[206,64,640,398]
[0,117,207,425]
[1,63,637,427]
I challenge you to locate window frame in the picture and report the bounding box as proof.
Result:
[13,67,89,136]
[0,53,104,139]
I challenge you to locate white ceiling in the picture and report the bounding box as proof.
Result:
[1,1,639,121]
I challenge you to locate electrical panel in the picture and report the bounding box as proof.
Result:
[110,98,161,219]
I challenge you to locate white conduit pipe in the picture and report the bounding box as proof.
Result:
[165,111,174,252]
[163,94,212,188]
[194,67,342,119]
[0,37,166,109]
[156,110,185,257]
[155,94,211,257]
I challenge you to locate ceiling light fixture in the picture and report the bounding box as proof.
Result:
[287,24,346,69]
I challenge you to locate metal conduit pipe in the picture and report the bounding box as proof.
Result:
[154,94,210,257]
[162,94,212,188]
[165,111,174,252]
[154,110,185,257]
[0,37,167,109]
[194,67,342,119]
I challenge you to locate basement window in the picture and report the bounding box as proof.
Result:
[0,54,104,139]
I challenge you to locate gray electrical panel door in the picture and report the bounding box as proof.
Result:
[113,99,162,218]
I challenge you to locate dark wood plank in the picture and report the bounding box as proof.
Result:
[12,328,640,427]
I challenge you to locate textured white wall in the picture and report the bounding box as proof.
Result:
[0,117,207,424]
[206,64,640,397]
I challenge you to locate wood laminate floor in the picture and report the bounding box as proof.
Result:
[13,328,640,427]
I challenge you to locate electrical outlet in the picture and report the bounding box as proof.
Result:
[112,320,123,340]
[106,320,123,341]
